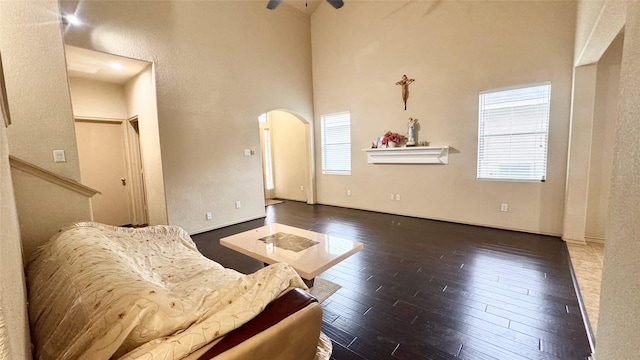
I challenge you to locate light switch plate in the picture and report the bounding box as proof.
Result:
[53,150,66,163]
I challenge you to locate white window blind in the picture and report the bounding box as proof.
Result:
[477,83,551,182]
[321,111,351,175]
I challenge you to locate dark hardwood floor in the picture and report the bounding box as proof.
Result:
[192,201,591,360]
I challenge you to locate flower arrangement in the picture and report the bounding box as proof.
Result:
[381,131,406,146]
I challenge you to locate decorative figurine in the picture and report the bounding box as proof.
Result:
[407,117,418,146]
[395,74,415,110]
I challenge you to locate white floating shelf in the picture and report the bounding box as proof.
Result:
[362,146,449,164]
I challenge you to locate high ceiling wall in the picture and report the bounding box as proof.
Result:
[61,0,315,233]
[311,0,576,235]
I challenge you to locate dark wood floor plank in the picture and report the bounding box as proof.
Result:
[192,201,592,360]
[330,341,367,360]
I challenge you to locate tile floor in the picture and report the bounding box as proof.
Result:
[566,241,604,337]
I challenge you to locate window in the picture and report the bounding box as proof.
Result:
[477,83,551,181]
[263,129,274,190]
[321,111,351,175]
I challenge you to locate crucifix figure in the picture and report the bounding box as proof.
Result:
[395,74,415,110]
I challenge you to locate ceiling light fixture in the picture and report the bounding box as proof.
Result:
[109,63,124,70]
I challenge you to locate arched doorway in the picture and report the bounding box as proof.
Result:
[258,110,315,205]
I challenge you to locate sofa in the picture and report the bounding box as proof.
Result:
[26,222,328,360]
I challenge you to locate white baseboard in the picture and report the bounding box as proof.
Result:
[563,237,587,245]
[585,236,605,244]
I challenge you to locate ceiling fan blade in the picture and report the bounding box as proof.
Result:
[266,0,282,10]
[326,0,344,9]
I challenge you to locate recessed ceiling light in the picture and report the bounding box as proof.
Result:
[109,63,124,70]
[63,14,82,26]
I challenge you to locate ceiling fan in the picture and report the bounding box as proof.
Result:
[267,0,344,10]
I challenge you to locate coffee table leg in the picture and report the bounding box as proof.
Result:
[263,262,315,288]
[303,278,315,288]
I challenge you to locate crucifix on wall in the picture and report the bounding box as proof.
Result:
[395,74,415,111]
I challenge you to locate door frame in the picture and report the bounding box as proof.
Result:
[75,116,149,225]
[258,110,316,204]
[125,115,149,225]
[259,125,276,200]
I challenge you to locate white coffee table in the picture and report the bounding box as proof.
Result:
[220,223,363,286]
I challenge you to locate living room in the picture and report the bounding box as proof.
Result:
[0,1,638,359]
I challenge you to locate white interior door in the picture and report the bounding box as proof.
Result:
[75,120,131,226]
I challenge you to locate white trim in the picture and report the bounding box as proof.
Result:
[9,155,99,197]
[585,236,605,244]
[362,146,449,164]
[566,249,597,355]
[479,81,552,95]
[563,237,587,245]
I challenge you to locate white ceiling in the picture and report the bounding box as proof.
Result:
[65,45,150,85]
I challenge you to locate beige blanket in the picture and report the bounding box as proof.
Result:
[27,222,307,360]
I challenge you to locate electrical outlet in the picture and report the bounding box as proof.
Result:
[235,201,241,209]
[347,189,352,196]
[390,193,395,200]
[300,185,304,191]
[501,203,508,212]
[206,212,212,220]
[395,194,401,201]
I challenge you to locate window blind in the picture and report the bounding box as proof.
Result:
[477,83,551,181]
[321,111,351,175]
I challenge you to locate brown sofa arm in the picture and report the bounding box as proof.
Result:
[188,288,323,360]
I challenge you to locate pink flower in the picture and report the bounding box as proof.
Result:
[381,131,406,144]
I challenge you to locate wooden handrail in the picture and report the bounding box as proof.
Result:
[8,155,99,197]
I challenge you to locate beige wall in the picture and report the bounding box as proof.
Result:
[11,170,93,259]
[0,0,81,181]
[597,1,640,358]
[69,77,128,119]
[271,111,308,202]
[0,125,31,359]
[0,0,92,258]
[575,0,606,64]
[61,0,313,233]
[574,0,627,66]
[564,1,626,243]
[585,34,623,241]
[311,1,576,235]
[124,65,168,225]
